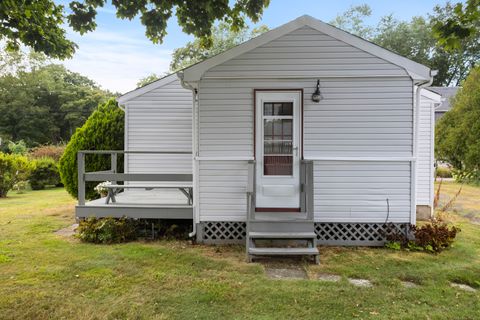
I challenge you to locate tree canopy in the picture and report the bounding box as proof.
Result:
[435,66,480,180]
[330,3,479,86]
[0,52,113,146]
[432,0,480,50]
[170,22,268,72]
[0,0,270,59]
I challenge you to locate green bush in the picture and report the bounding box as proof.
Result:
[0,152,32,197]
[59,99,124,199]
[77,217,138,244]
[7,140,28,155]
[29,157,61,190]
[436,166,452,178]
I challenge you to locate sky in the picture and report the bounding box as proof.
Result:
[58,0,453,93]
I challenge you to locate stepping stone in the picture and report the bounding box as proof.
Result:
[316,273,341,282]
[348,278,372,287]
[55,223,79,237]
[265,267,307,280]
[450,283,477,292]
[401,281,418,288]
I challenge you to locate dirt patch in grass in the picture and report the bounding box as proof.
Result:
[54,224,78,237]
[265,267,307,280]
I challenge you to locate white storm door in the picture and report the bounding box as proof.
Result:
[255,91,301,209]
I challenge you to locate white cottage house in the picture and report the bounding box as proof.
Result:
[76,16,440,262]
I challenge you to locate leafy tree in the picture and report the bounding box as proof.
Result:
[0,0,77,59]
[0,47,47,76]
[59,99,124,199]
[432,0,480,50]
[435,66,480,179]
[1,0,270,59]
[330,4,479,86]
[136,73,162,88]
[0,64,112,145]
[330,4,374,39]
[170,22,269,71]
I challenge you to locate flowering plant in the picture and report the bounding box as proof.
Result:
[94,181,112,196]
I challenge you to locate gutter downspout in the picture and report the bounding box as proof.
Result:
[179,72,199,238]
[412,70,437,222]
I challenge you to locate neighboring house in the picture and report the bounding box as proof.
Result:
[76,15,439,262]
[428,86,460,122]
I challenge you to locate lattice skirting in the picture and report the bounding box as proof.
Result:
[198,221,247,244]
[197,221,410,246]
[315,223,411,246]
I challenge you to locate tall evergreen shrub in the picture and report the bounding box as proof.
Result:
[59,99,124,199]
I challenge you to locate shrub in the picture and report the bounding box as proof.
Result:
[59,99,124,199]
[77,217,138,244]
[385,222,460,253]
[436,166,452,178]
[29,144,66,162]
[413,223,460,252]
[0,152,32,197]
[7,140,28,155]
[29,157,61,190]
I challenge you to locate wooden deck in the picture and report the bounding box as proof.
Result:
[75,189,193,219]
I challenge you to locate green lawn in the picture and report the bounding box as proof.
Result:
[0,186,479,319]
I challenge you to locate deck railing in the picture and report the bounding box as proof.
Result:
[77,150,192,206]
[301,160,315,220]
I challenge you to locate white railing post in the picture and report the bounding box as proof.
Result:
[306,161,314,220]
[77,152,85,206]
[111,152,117,185]
[247,160,255,221]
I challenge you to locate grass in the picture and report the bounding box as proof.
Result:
[435,180,480,222]
[0,186,479,319]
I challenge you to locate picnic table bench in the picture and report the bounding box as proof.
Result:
[105,183,193,205]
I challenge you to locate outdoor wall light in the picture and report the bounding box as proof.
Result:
[311,79,323,103]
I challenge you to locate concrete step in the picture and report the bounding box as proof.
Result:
[248,232,317,239]
[248,247,319,256]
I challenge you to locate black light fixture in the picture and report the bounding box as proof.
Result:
[311,79,323,102]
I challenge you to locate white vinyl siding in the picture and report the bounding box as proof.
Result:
[199,78,413,158]
[313,161,412,222]
[197,26,415,223]
[205,26,408,79]
[199,161,248,221]
[126,77,192,175]
[416,93,436,206]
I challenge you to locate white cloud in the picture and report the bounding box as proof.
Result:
[61,30,174,93]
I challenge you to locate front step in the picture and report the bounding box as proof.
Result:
[248,231,316,239]
[249,247,319,256]
[247,221,319,264]
[249,221,314,233]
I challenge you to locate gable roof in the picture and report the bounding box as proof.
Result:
[181,15,433,83]
[428,87,460,112]
[117,72,179,104]
[421,88,442,102]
